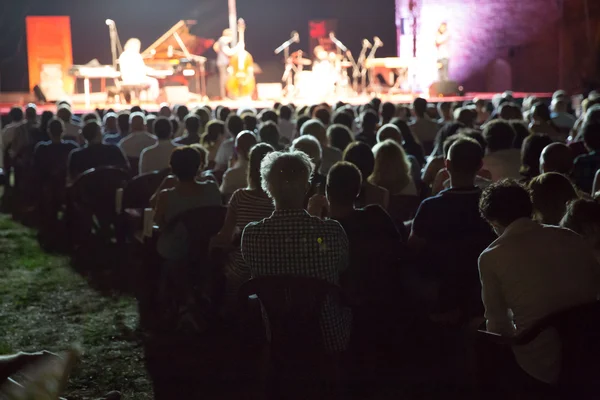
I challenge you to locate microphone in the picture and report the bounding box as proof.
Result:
[329,32,348,52]
[105,19,115,26]
[363,39,372,48]
[291,31,300,43]
[374,36,383,47]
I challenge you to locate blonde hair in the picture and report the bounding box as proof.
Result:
[369,139,412,195]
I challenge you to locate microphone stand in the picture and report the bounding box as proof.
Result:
[356,43,370,94]
[275,35,299,98]
[364,40,383,95]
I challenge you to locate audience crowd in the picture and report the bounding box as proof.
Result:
[1,89,600,398]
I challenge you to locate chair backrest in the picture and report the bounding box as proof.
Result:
[515,301,600,387]
[593,169,599,195]
[387,194,420,226]
[70,166,130,221]
[128,157,140,177]
[122,169,170,210]
[238,276,340,354]
[162,205,227,264]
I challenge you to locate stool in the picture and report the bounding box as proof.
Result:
[120,83,151,104]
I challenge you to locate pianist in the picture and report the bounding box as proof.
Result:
[119,38,159,101]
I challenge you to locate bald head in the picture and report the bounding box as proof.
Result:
[540,143,574,175]
[235,130,258,160]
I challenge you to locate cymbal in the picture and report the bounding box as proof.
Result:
[289,57,312,66]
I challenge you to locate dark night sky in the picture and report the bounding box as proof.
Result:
[0,0,397,91]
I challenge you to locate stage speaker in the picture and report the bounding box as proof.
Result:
[429,80,461,97]
[257,83,283,101]
[164,86,190,104]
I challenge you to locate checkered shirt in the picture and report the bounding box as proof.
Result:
[241,209,351,353]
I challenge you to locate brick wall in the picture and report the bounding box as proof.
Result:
[396,0,564,92]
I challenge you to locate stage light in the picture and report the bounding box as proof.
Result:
[183,69,195,77]
[105,19,114,26]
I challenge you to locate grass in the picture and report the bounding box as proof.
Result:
[0,215,153,399]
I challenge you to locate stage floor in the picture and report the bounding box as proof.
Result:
[0,91,553,115]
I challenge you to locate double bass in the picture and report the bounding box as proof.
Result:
[226,19,256,98]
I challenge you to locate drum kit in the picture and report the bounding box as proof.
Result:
[274,31,384,102]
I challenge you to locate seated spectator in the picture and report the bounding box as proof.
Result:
[498,102,522,121]
[201,120,226,170]
[327,124,354,154]
[1,107,25,156]
[154,146,222,260]
[370,139,417,196]
[68,121,129,180]
[390,118,426,167]
[291,135,326,201]
[478,180,600,384]
[56,106,82,144]
[520,134,553,182]
[539,143,574,175]
[139,117,180,174]
[381,102,396,125]
[572,122,600,193]
[301,119,342,175]
[429,121,465,158]
[343,142,389,209]
[146,114,157,134]
[214,115,244,171]
[355,110,379,148]
[194,107,211,134]
[530,102,562,142]
[104,112,129,145]
[159,104,171,118]
[278,105,295,143]
[431,135,492,195]
[561,199,600,262]
[33,118,79,182]
[409,97,440,154]
[510,120,533,149]
[241,150,351,353]
[313,106,331,126]
[410,138,495,316]
[174,114,201,146]
[258,109,278,125]
[213,143,275,293]
[332,109,354,131]
[377,124,422,187]
[102,112,118,136]
[482,120,522,181]
[118,112,157,159]
[324,161,400,301]
[437,101,453,125]
[551,98,576,131]
[473,98,490,126]
[220,131,257,196]
[173,105,189,138]
[529,172,579,225]
[258,121,282,150]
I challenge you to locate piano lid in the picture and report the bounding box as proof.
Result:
[141,20,211,61]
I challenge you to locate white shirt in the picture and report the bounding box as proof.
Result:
[278,119,296,142]
[119,131,158,159]
[214,137,235,171]
[1,121,25,153]
[479,218,600,383]
[139,140,180,174]
[483,148,522,181]
[409,118,440,147]
[220,158,249,195]
[551,112,576,131]
[119,50,147,85]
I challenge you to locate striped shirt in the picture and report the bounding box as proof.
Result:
[227,189,274,281]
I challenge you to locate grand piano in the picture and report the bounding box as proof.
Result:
[70,20,212,104]
[141,19,211,94]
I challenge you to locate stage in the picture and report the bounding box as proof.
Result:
[0,91,553,116]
